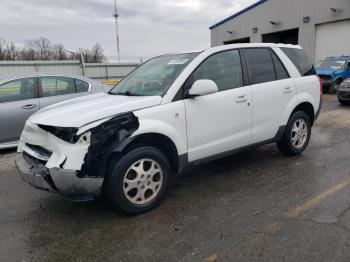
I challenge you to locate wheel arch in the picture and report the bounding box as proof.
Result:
[290,102,315,125]
[334,77,344,84]
[120,133,184,174]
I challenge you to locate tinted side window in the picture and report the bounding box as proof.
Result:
[75,79,90,93]
[193,50,243,92]
[0,78,35,103]
[244,48,275,84]
[271,51,289,80]
[281,48,315,76]
[40,76,75,97]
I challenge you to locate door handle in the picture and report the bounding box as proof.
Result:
[283,87,292,93]
[22,104,37,110]
[235,95,248,103]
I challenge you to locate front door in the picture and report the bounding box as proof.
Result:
[184,50,253,162]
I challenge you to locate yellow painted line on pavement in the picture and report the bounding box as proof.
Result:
[101,80,118,86]
[287,176,350,218]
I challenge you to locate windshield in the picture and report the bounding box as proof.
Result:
[110,52,199,96]
[316,59,346,70]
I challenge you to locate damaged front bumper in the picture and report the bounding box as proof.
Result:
[16,113,139,200]
[16,152,103,199]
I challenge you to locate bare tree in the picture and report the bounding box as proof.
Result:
[0,37,107,62]
[52,43,67,60]
[79,48,90,63]
[21,40,37,60]
[0,39,6,60]
[90,42,105,63]
[76,43,106,63]
[33,37,52,60]
[5,42,18,60]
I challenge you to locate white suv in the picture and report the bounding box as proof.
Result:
[16,43,322,214]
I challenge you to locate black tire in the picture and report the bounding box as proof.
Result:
[105,146,171,215]
[339,99,348,106]
[277,111,311,156]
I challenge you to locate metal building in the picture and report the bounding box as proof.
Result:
[210,0,350,62]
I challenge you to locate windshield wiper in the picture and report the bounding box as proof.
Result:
[111,91,141,96]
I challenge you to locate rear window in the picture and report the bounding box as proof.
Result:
[75,79,90,93]
[281,48,315,76]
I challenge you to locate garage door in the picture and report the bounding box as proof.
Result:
[315,20,350,62]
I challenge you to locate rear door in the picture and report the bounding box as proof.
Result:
[0,77,39,143]
[184,49,253,161]
[38,76,81,109]
[242,48,296,143]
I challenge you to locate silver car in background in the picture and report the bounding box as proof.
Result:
[0,74,108,149]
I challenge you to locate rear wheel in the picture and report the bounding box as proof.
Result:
[105,146,171,215]
[277,111,311,156]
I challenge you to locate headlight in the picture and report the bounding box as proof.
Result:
[38,125,79,143]
[340,82,350,89]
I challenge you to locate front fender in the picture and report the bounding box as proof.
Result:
[132,119,187,155]
[331,70,345,82]
[333,76,343,83]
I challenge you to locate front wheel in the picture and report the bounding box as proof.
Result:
[277,111,311,156]
[105,146,171,215]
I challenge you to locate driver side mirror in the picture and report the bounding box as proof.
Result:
[187,79,218,98]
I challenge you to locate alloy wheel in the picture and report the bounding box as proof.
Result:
[122,158,163,205]
[291,119,308,149]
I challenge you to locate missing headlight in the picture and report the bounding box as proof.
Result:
[38,125,79,143]
[79,112,139,178]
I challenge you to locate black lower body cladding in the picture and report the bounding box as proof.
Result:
[79,113,140,179]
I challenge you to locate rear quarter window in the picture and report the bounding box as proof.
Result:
[281,48,315,76]
[75,79,90,93]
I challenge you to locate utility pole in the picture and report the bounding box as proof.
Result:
[66,49,85,76]
[79,48,86,76]
[113,0,121,63]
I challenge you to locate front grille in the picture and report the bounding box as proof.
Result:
[338,91,350,99]
[23,151,48,167]
[25,144,52,159]
[23,152,57,190]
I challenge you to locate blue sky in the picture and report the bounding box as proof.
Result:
[0,0,256,62]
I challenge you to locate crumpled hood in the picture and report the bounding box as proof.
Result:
[29,92,162,127]
[315,67,339,76]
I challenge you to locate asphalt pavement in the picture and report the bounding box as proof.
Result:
[1,95,350,262]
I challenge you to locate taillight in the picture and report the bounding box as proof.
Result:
[317,76,323,96]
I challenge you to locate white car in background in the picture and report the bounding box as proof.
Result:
[0,74,107,149]
[16,43,321,214]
